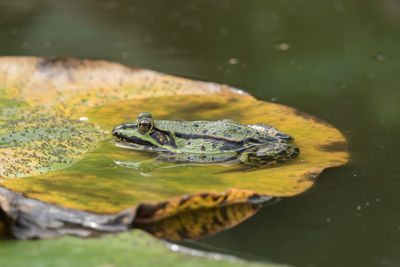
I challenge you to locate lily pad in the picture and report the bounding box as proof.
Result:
[0,185,266,239]
[0,57,348,237]
[0,229,285,267]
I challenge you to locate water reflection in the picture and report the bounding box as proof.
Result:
[0,221,4,239]
[134,202,261,242]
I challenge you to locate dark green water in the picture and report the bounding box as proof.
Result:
[0,0,399,266]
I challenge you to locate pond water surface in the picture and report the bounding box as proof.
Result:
[0,1,399,266]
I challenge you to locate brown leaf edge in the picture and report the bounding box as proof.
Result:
[0,186,271,239]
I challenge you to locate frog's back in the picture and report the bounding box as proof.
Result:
[154,119,272,141]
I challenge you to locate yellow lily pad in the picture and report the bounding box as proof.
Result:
[0,57,348,228]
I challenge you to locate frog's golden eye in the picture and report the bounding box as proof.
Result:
[138,118,154,134]
[137,112,152,120]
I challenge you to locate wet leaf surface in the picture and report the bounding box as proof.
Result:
[0,57,348,238]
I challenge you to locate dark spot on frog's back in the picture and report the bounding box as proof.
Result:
[319,141,348,152]
[211,141,218,149]
[201,145,205,151]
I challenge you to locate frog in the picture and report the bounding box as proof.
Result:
[112,112,299,166]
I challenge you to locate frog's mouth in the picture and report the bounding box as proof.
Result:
[112,130,157,149]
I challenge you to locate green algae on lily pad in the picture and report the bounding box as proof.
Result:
[0,57,348,237]
[0,105,107,177]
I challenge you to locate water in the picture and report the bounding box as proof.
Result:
[0,0,399,266]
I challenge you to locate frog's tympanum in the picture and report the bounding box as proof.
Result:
[112,112,299,166]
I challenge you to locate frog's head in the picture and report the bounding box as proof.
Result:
[112,112,172,151]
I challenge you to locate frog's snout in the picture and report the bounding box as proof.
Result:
[112,123,129,137]
[112,125,121,137]
[111,127,117,136]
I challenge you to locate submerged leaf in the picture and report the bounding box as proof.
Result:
[0,229,285,267]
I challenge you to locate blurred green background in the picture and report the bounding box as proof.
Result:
[0,0,399,266]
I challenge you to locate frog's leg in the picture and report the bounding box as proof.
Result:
[246,124,293,140]
[238,143,299,165]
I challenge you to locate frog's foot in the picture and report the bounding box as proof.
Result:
[238,144,299,166]
[246,124,293,141]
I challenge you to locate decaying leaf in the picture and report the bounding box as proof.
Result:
[0,57,348,238]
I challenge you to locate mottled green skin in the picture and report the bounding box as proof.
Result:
[112,113,299,165]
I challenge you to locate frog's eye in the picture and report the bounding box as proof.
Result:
[138,118,154,134]
[137,112,152,120]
